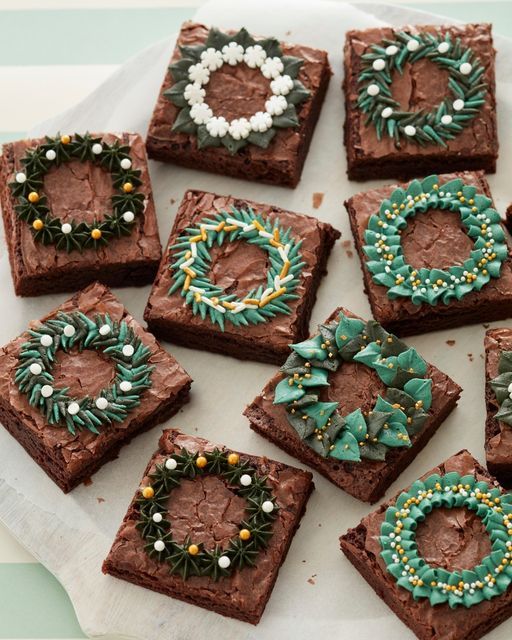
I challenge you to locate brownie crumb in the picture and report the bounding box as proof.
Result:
[307,575,317,585]
[312,192,324,209]
[170,198,176,205]
[468,353,474,362]
[83,477,93,486]
[446,340,456,346]
[483,323,491,328]
[97,497,105,504]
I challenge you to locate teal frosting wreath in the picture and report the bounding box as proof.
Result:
[136,447,277,580]
[380,472,512,608]
[165,27,310,154]
[490,351,512,427]
[357,30,487,147]
[9,133,145,252]
[363,175,507,306]
[15,311,154,435]
[273,312,432,462]
[168,206,304,330]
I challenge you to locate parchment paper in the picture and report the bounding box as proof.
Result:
[1,1,512,638]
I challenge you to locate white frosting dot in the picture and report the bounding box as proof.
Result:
[63,324,76,338]
[92,143,103,155]
[372,58,386,71]
[119,380,132,393]
[152,513,163,523]
[122,344,134,357]
[240,474,252,487]
[154,540,165,552]
[15,172,26,183]
[95,396,108,410]
[165,458,177,471]
[404,125,416,136]
[29,363,42,375]
[122,211,135,223]
[41,384,53,398]
[381,107,393,119]
[99,324,111,336]
[61,223,72,234]
[453,99,465,111]
[460,62,472,75]
[366,83,380,96]
[437,42,450,54]
[218,555,231,569]
[441,114,453,125]
[385,45,398,56]
[407,39,419,52]
[120,158,132,170]
[262,500,274,513]
[67,402,80,415]
[40,334,53,347]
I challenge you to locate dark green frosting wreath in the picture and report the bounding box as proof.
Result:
[363,175,507,306]
[9,133,145,252]
[380,472,512,608]
[490,351,512,427]
[165,27,310,154]
[357,30,487,147]
[273,312,432,462]
[136,448,278,580]
[168,205,303,330]
[15,311,153,435]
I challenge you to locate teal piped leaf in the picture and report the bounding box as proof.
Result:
[335,314,365,348]
[302,402,338,429]
[403,378,433,410]
[397,348,427,376]
[291,335,327,361]
[274,378,304,404]
[495,398,512,426]
[329,431,361,462]
[490,372,512,403]
[344,408,368,440]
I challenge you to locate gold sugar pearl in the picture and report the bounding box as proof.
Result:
[239,529,251,541]
[227,453,240,465]
[188,544,199,556]
[123,182,134,193]
[196,455,207,468]
[28,191,40,203]
[91,228,102,240]
[142,486,154,499]
[32,219,44,231]
[60,134,71,145]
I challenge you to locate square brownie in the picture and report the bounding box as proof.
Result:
[485,328,512,487]
[0,132,162,296]
[346,171,512,336]
[340,450,512,640]
[102,428,313,624]
[344,23,497,181]
[146,22,331,187]
[0,282,191,492]
[144,189,340,364]
[244,306,461,503]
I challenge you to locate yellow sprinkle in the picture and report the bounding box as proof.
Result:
[280,261,291,279]
[244,298,260,305]
[270,239,283,249]
[184,275,192,291]
[260,287,286,307]
[190,234,203,243]
[222,301,236,310]
[215,221,226,232]
[183,267,196,278]
[224,224,238,232]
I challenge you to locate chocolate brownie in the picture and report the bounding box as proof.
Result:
[0,132,161,296]
[340,450,512,640]
[485,328,512,487]
[344,24,497,181]
[102,429,313,624]
[144,189,340,364]
[346,171,512,337]
[244,306,461,503]
[0,282,191,492]
[146,22,331,187]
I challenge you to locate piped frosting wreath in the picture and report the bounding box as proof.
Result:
[165,27,310,154]
[136,448,278,580]
[380,471,512,608]
[363,175,507,306]
[9,133,145,252]
[168,205,304,330]
[273,311,432,462]
[357,30,488,147]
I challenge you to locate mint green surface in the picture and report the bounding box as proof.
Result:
[1,2,512,638]
[0,565,85,638]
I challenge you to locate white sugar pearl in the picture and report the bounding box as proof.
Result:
[154,540,165,552]
[262,500,274,514]
[404,125,416,136]
[381,107,393,119]
[441,114,453,125]
[372,58,386,71]
[122,344,134,357]
[41,384,53,398]
[407,39,419,52]
[45,149,57,161]
[460,62,472,75]
[122,211,135,223]
[240,474,252,486]
[152,513,163,523]
[218,555,231,569]
[29,363,42,375]
[40,334,53,347]
[95,396,108,410]
[92,143,103,155]
[120,158,132,170]
[15,172,26,183]
[67,402,80,415]
[99,324,111,336]
[61,223,72,234]
[165,458,177,470]
[453,99,465,111]
[366,83,380,96]
[385,45,398,56]
[437,42,450,54]
[120,380,132,393]
[63,324,75,338]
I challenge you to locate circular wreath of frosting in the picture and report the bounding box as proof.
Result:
[136,448,278,580]
[165,27,310,154]
[490,350,512,427]
[357,30,488,147]
[363,175,507,306]
[168,206,304,330]
[273,312,432,462]
[9,133,145,252]
[15,311,154,435]
[380,472,512,608]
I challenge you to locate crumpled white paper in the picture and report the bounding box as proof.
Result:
[0,1,511,638]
